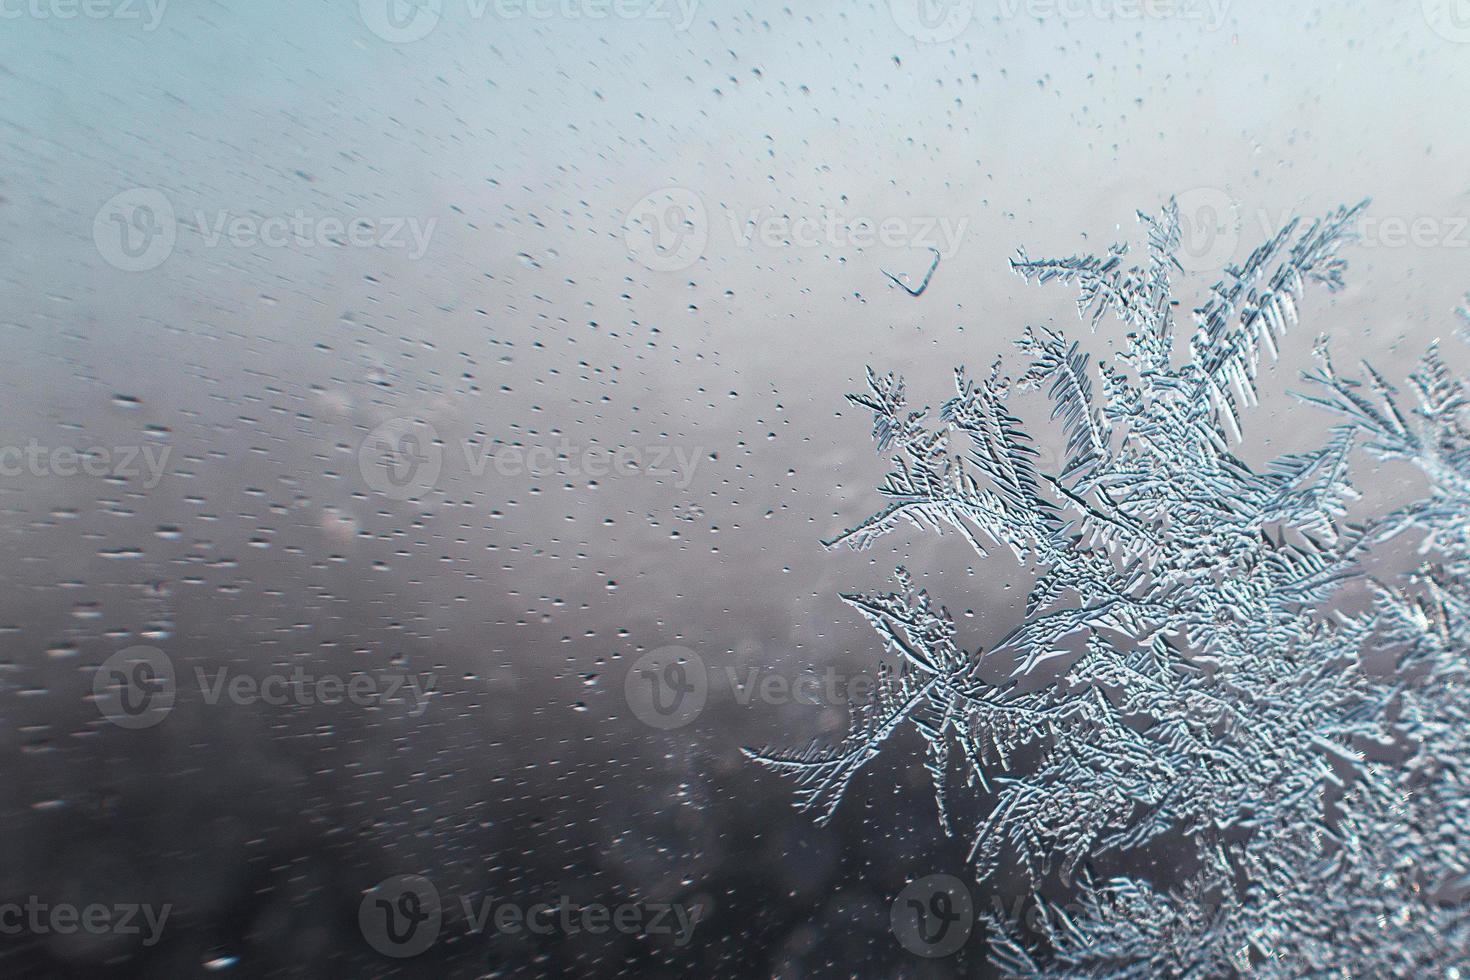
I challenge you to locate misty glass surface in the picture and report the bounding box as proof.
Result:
[3,1,1470,977]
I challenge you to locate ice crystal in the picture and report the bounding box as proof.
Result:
[747,199,1470,975]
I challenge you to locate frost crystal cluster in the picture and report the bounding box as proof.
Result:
[747,199,1470,975]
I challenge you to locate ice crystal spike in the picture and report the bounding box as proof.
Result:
[882,246,942,296]
[748,199,1470,975]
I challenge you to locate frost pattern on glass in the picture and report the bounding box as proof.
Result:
[747,199,1470,975]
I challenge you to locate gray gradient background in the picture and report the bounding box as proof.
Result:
[1,0,1468,975]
